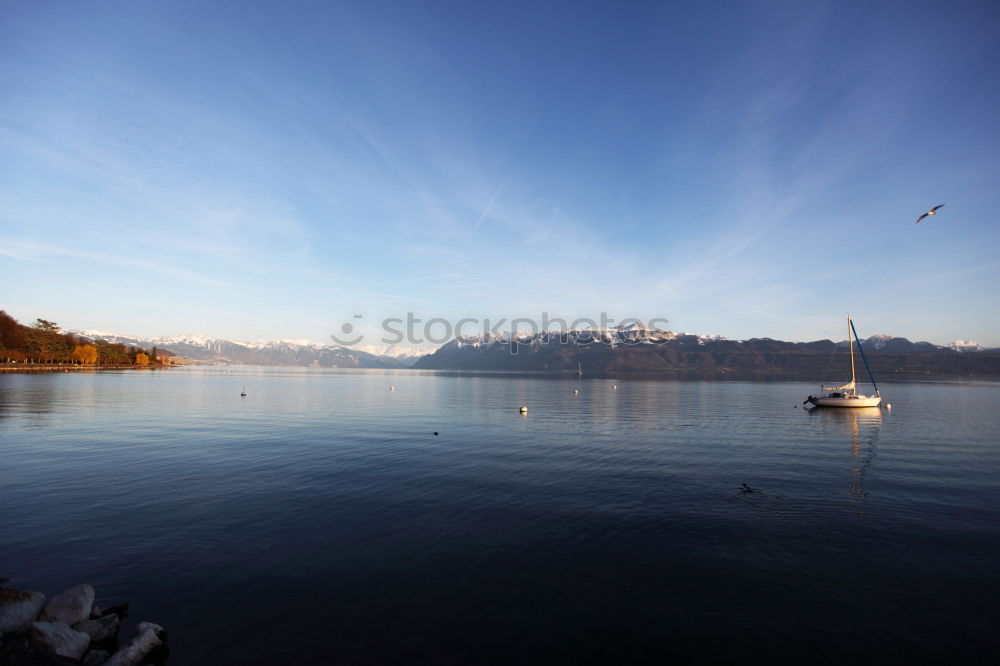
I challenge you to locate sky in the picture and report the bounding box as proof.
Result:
[2,0,999,348]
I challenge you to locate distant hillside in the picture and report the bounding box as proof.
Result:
[72,332,410,369]
[24,320,998,377]
[1,311,161,366]
[413,330,1000,379]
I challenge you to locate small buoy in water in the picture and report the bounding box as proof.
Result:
[573,389,579,394]
[612,385,617,390]
[886,403,892,410]
[389,386,395,391]
[433,431,439,436]
[519,406,528,414]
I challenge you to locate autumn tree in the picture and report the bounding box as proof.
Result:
[1,312,177,368]
[72,344,98,364]
[0,310,28,361]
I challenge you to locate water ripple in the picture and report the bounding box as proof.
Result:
[1,369,998,663]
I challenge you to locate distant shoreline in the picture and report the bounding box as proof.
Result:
[1,363,996,383]
[404,368,1000,383]
[0,363,168,372]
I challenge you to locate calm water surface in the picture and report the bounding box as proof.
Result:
[1,368,998,664]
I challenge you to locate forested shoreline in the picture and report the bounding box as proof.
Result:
[0,311,169,367]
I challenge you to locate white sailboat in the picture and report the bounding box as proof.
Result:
[805,316,882,408]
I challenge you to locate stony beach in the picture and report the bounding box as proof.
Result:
[0,582,167,665]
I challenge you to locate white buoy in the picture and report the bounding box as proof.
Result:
[519,406,528,414]
[389,386,395,391]
[573,389,579,394]
[612,385,617,390]
[886,403,892,410]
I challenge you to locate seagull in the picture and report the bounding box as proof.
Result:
[916,204,944,223]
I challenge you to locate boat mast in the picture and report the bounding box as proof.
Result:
[849,317,881,396]
[848,315,857,394]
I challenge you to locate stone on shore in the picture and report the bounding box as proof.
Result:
[30,620,91,661]
[103,621,168,666]
[74,613,121,643]
[41,584,95,625]
[134,621,164,635]
[0,588,46,633]
[2,581,165,666]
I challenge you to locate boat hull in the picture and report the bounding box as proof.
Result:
[810,395,881,408]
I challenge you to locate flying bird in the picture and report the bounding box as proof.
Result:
[916,204,944,223]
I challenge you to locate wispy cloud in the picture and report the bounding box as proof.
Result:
[467,183,505,243]
[0,240,233,287]
[2,2,997,344]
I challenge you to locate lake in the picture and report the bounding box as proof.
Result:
[1,368,998,664]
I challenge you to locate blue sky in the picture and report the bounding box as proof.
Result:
[2,0,999,347]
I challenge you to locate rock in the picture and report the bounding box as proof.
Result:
[30,621,91,661]
[83,648,111,665]
[0,588,46,633]
[133,622,163,636]
[41,584,95,625]
[103,622,168,666]
[74,613,121,643]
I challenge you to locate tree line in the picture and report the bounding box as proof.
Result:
[0,311,169,366]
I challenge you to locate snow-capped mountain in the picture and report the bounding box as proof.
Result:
[70,331,415,368]
[948,339,985,352]
[348,344,441,366]
[414,327,998,377]
[833,335,940,352]
[449,323,680,349]
[862,334,894,350]
[72,330,150,347]
[68,327,995,376]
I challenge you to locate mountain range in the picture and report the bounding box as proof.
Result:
[411,329,1000,379]
[70,328,998,377]
[71,331,415,368]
